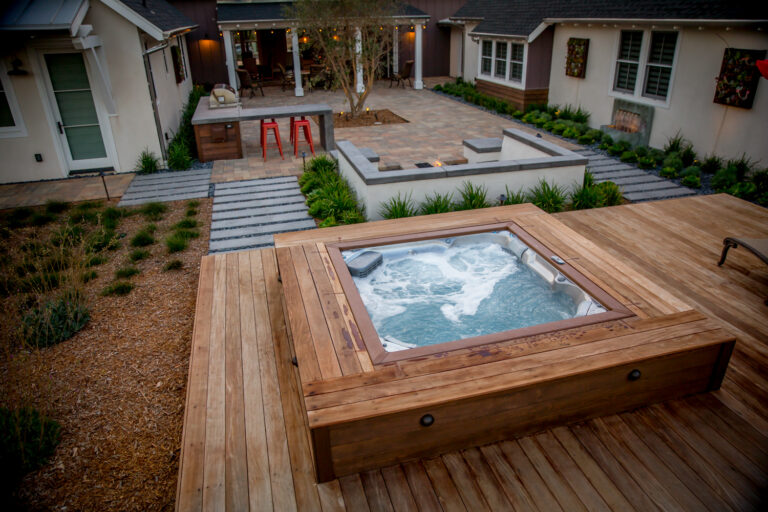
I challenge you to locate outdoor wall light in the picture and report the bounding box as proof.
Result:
[7,57,28,76]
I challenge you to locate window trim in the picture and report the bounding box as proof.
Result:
[607,27,680,108]
[0,60,28,138]
[477,37,527,89]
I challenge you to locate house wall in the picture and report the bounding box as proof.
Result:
[145,34,194,144]
[0,55,64,182]
[86,0,163,172]
[397,0,465,77]
[525,26,553,90]
[449,26,462,77]
[461,22,479,82]
[548,24,768,162]
[169,0,228,87]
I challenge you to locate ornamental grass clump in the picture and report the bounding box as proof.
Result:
[101,281,134,296]
[420,192,454,215]
[139,202,167,221]
[455,182,490,210]
[500,186,527,206]
[0,406,61,494]
[380,192,417,219]
[115,266,140,279]
[527,179,566,213]
[135,149,160,175]
[20,289,89,348]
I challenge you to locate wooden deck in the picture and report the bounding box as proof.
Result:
[177,194,768,511]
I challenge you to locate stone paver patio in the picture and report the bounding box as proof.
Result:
[211,77,580,183]
[0,173,133,210]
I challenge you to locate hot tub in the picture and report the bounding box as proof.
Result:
[328,222,632,364]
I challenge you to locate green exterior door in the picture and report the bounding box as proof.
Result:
[43,52,110,170]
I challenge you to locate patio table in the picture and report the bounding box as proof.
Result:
[191,98,335,162]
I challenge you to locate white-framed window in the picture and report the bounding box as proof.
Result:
[0,60,27,138]
[494,41,507,78]
[643,31,677,99]
[479,39,525,85]
[613,30,642,93]
[481,40,492,76]
[612,29,679,102]
[509,43,524,82]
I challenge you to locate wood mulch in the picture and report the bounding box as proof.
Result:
[322,108,408,128]
[0,198,211,510]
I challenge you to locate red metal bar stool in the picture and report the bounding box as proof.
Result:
[260,118,284,161]
[292,116,315,157]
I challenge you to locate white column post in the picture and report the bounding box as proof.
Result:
[291,30,304,96]
[222,30,237,88]
[392,27,399,75]
[355,28,365,94]
[414,23,423,89]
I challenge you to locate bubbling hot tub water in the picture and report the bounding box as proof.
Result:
[343,232,605,351]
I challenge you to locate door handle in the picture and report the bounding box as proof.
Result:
[57,121,63,134]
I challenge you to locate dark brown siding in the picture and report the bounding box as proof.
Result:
[476,79,549,111]
[397,0,465,77]
[169,0,228,87]
[525,25,554,90]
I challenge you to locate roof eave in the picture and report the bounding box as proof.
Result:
[543,17,768,26]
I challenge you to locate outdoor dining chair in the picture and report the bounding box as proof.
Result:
[390,60,414,88]
[236,68,264,98]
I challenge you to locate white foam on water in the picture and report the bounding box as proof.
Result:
[352,243,519,329]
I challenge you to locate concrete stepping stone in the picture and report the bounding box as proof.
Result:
[212,203,308,221]
[212,195,306,212]
[619,181,688,193]
[211,210,313,230]
[210,219,317,241]
[118,169,211,206]
[593,169,649,181]
[602,174,665,186]
[624,187,695,202]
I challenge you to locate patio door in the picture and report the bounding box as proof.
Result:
[42,52,112,171]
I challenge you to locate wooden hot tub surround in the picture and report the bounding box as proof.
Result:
[272,205,735,483]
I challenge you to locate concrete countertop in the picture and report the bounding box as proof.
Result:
[191,97,333,125]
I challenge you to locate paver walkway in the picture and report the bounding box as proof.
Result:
[209,176,315,253]
[0,173,133,210]
[117,169,211,206]
[576,149,696,202]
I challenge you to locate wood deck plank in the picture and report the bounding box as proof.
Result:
[224,254,249,511]
[262,249,321,511]
[179,196,768,512]
[176,256,215,512]
[201,256,228,510]
[250,251,298,511]
[360,470,394,512]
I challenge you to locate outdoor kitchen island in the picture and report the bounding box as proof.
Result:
[191,99,336,162]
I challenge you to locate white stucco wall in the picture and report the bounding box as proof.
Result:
[0,57,66,182]
[147,35,193,144]
[0,1,194,184]
[548,24,768,163]
[462,23,480,83]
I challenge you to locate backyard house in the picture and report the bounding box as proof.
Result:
[0,0,197,184]
[449,0,768,162]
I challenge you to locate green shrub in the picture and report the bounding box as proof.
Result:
[633,146,649,158]
[595,181,623,206]
[527,180,566,213]
[0,406,61,490]
[582,171,595,188]
[660,167,679,179]
[712,165,738,192]
[86,255,107,267]
[577,134,594,145]
[187,200,200,208]
[339,209,366,224]
[455,182,490,210]
[648,148,666,166]
[86,227,119,252]
[101,206,125,231]
[20,290,89,347]
[562,127,580,139]
[662,154,684,171]
[135,148,160,174]
[138,202,167,221]
[44,200,69,215]
[5,207,33,228]
[19,272,62,293]
[307,182,359,219]
[185,208,198,217]
[664,132,687,154]
[679,145,698,167]
[500,186,527,205]
[165,232,189,253]
[727,181,757,200]
[619,151,638,163]
[511,109,523,119]
[570,183,602,210]
[572,106,590,124]
[752,169,768,196]
[726,155,754,181]
[701,155,724,174]
[551,123,567,135]
[173,229,200,240]
[173,218,198,230]
[681,174,701,188]
[637,156,656,169]
[30,212,56,227]
[380,192,417,219]
[129,248,150,262]
[607,144,625,156]
[601,133,614,145]
[115,266,139,279]
[433,84,443,91]
[81,270,98,283]
[101,281,134,296]
[163,259,183,271]
[420,192,454,215]
[167,140,193,171]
